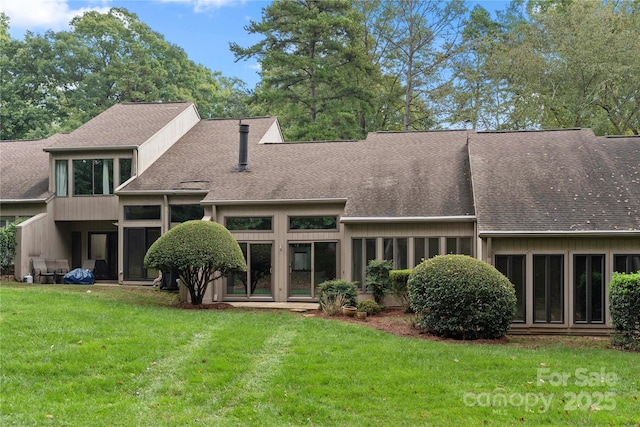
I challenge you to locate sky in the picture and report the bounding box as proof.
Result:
[1,0,509,89]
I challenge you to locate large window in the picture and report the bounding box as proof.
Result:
[289,216,337,230]
[226,217,272,231]
[533,255,564,323]
[119,158,132,185]
[446,237,473,256]
[352,238,376,290]
[289,242,337,298]
[227,243,273,298]
[73,159,114,195]
[414,238,440,265]
[124,228,161,280]
[383,238,408,269]
[574,255,605,324]
[55,160,68,197]
[495,255,526,323]
[614,254,640,274]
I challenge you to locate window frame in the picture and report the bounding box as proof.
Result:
[288,215,338,231]
[225,216,273,231]
[495,254,526,323]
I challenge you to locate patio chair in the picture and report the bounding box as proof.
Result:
[53,260,70,283]
[32,258,55,284]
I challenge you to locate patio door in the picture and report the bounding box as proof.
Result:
[226,242,273,299]
[289,242,337,299]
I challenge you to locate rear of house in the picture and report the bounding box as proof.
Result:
[2,102,638,335]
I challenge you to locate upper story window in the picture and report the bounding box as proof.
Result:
[226,217,273,231]
[289,216,338,230]
[55,160,68,197]
[73,159,114,196]
[119,158,132,185]
[170,205,204,227]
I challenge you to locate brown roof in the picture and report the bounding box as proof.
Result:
[123,121,475,218]
[0,137,54,201]
[469,129,640,232]
[45,102,195,150]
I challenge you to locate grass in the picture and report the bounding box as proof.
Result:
[1,282,639,426]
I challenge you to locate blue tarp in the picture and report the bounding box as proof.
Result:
[63,268,95,285]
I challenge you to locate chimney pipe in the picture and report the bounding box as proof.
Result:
[238,123,249,172]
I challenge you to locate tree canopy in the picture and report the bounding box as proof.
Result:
[3,1,638,141]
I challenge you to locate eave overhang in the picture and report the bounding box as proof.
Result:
[479,230,640,238]
[341,215,477,224]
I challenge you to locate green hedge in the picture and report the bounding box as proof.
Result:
[408,255,516,340]
[609,272,640,351]
[317,279,358,315]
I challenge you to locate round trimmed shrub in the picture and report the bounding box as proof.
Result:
[408,255,516,340]
[357,299,382,315]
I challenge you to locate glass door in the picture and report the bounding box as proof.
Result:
[289,242,337,299]
[226,242,273,299]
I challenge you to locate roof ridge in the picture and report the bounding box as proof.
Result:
[478,128,584,134]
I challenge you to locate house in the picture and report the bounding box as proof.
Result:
[1,101,638,334]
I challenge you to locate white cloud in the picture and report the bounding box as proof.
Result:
[0,0,110,31]
[159,0,243,13]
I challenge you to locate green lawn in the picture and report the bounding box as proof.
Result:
[1,283,638,426]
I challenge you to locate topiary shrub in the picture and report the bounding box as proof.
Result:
[144,220,246,305]
[609,272,640,351]
[357,299,382,316]
[317,279,358,316]
[366,260,392,305]
[408,255,516,340]
[390,269,413,312]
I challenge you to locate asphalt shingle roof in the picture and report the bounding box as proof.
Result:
[468,129,640,232]
[123,121,475,218]
[45,102,195,149]
[0,136,55,200]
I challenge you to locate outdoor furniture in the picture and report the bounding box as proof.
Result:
[32,258,55,284]
[52,259,70,283]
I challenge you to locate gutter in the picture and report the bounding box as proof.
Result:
[44,145,139,152]
[341,215,477,224]
[116,189,210,196]
[206,198,348,205]
[479,230,640,237]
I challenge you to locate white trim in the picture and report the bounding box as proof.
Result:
[208,198,348,205]
[116,189,209,196]
[479,230,640,237]
[44,145,139,152]
[341,215,476,223]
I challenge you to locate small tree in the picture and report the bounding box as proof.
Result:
[144,220,246,305]
[366,260,392,305]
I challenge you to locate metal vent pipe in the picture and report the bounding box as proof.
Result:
[238,123,249,172]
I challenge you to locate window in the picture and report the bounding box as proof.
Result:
[446,237,473,256]
[289,242,337,298]
[124,205,161,221]
[533,255,564,323]
[73,159,114,195]
[55,160,68,197]
[614,254,640,274]
[170,205,204,226]
[124,228,161,280]
[495,255,526,323]
[289,216,337,230]
[352,238,376,290]
[227,243,273,298]
[225,217,272,231]
[383,238,408,269]
[119,158,132,185]
[574,255,605,324]
[414,238,440,265]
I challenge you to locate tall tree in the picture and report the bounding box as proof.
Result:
[494,0,640,134]
[230,0,377,141]
[372,0,466,130]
